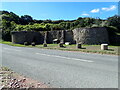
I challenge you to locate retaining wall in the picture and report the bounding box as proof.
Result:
[73,27,109,44]
[11,27,109,45]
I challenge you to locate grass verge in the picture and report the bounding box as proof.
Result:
[0,40,119,55]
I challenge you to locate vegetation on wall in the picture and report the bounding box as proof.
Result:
[0,10,120,41]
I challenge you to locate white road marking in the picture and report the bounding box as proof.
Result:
[3,48,22,52]
[36,53,94,63]
[14,47,22,48]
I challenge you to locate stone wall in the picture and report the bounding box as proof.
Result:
[64,30,76,44]
[73,27,109,44]
[11,27,109,45]
[46,30,62,44]
[109,34,120,45]
[11,31,44,44]
[45,30,75,44]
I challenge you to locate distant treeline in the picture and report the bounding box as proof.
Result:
[0,10,120,41]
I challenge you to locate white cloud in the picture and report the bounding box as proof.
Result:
[82,13,89,16]
[90,9,100,13]
[102,5,117,11]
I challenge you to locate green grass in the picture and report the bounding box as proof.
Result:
[0,40,119,55]
[0,40,31,47]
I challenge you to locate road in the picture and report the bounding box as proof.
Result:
[1,44,118,88]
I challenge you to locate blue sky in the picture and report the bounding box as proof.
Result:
[1,2,118,20]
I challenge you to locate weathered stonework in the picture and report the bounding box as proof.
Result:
[65,30,76,44]
[11,31,44,44]
[11,27,110,45]
[44,30,75,44]
[46,30,60,44]
[73,27,109,45]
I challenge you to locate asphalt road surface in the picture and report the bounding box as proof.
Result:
[1,44,118,88]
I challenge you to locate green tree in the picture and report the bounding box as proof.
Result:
[20,15,33,25]
[107,15,120,33]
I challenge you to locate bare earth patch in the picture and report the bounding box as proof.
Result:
[0,67,50,89]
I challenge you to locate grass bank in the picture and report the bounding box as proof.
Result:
[0,40,119,55]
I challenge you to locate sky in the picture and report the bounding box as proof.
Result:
[1,0,120,2]
[1,2,119,20]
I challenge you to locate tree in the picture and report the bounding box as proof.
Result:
[2,20,16,41]
[1,10,120,42]
[107,15,120,33]
[2,11,20,24]
[20,15,33,25]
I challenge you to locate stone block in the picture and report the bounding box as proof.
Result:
[24,42,29,46]
[31,42,35,46]
[65,42,71,45]
[76,43,82,49]
[101,44,108,50]
[59,43,64,47]
[53,39,60,44]
[43,43,47,47]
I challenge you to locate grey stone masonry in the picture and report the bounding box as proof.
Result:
[11,27,110,45]
[73,27,109,45]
